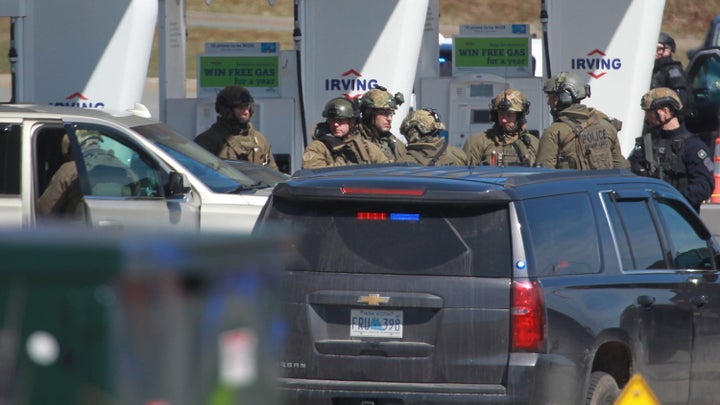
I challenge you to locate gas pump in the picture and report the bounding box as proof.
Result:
[447,73,547,147]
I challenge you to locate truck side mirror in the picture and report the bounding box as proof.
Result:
[167,171,188,198]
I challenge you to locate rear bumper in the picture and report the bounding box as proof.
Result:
[279,353,585,404]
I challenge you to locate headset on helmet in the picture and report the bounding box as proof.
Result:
[400,108,445,143]
[640,87,683,113]
[359,85,405,112]
[490,89,530,128]
[544,72,590,106]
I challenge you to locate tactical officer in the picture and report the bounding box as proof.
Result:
[463,89,538,167]
[399,108,467,166]
[195,85,278,170]
[37,134,82,218]
[536,72,629,170]
[652,32,692,111]
[302,97,389,169]
[628,87,714,212]
[38,131,137,218]
[357,85,408,162]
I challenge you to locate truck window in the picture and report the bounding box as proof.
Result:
[261,199,511,277]
[605,196,666,270]
[71,125,162,198]
[656,199,719,270]
[0,124,21,195]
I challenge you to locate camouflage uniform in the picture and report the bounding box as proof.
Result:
[536,72,629,170]
[399,108,467,166]
[195,121,277,169]
[37,161,81,217]
[464,128,538,167]
[356,123,407,162]
[302,97,389,169]
[463,89,538,167]
[537,104,629,170]
[358,86,408,162]
[302,127,389,169]
[194,85,278,170]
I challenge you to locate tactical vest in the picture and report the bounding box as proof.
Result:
[318,135,371,165]
[557,114,614,170]
[650,133,690,191]
[485,129,536,167]
[227,132,264,163]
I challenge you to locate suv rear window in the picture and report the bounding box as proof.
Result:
[263,198,511,277]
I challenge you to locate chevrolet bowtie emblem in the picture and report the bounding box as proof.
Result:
[357,293,390,306]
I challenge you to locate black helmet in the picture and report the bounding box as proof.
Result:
[322,97,359,119]
[215,85,254,116]
[658,32,676,53]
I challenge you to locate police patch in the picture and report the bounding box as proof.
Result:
[698,149,708,160]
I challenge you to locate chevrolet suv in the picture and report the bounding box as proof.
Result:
[254,165,720,405]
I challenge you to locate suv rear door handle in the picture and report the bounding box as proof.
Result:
[637,295,656,308]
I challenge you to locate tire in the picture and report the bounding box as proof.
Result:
[586,371,620,405]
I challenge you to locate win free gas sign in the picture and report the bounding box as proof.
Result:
[197,43,281,98]
[198,55,279,96]
[453,36,532,77]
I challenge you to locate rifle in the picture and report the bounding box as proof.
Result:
[642,131,656,176]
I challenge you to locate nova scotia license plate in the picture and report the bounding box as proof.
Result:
[350,309,403,338]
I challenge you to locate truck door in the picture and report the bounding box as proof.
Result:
[35,121,199,231]
[651,197,720,404]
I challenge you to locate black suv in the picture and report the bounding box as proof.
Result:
[254,165,720,405]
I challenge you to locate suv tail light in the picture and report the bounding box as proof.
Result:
[511,280,545,351]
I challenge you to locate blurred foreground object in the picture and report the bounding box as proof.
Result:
[0,229,287,405]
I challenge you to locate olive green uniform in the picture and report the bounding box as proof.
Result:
[37,161,81,217]
[195,121,278,170]
[537,104,629,170]
[463,126,539,167]
[357,122,407,163]
[400,137,467,166]
[302,130,389,169]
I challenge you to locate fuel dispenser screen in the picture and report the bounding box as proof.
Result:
[469,83,494,97]
[471,109,492,124]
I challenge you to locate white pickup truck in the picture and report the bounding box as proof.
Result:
[0,104,271,233]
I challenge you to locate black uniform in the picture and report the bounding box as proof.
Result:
[651,57,692,111]
[628,124,714,211]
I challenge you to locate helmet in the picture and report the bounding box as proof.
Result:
[322,97,359,119]
[359,85,405,112]
[400,108,445,143]
[215,85,254,115]
[640,87,683,112]
[491,89,530,114]
[543,71,590,106]
[658,32,676,53]
[490,89,530,130]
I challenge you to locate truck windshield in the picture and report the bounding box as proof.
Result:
[132,123,259,193]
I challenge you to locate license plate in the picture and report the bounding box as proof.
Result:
[350,309,403,338]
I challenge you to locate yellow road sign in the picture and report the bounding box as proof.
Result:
[615,374,661,405]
